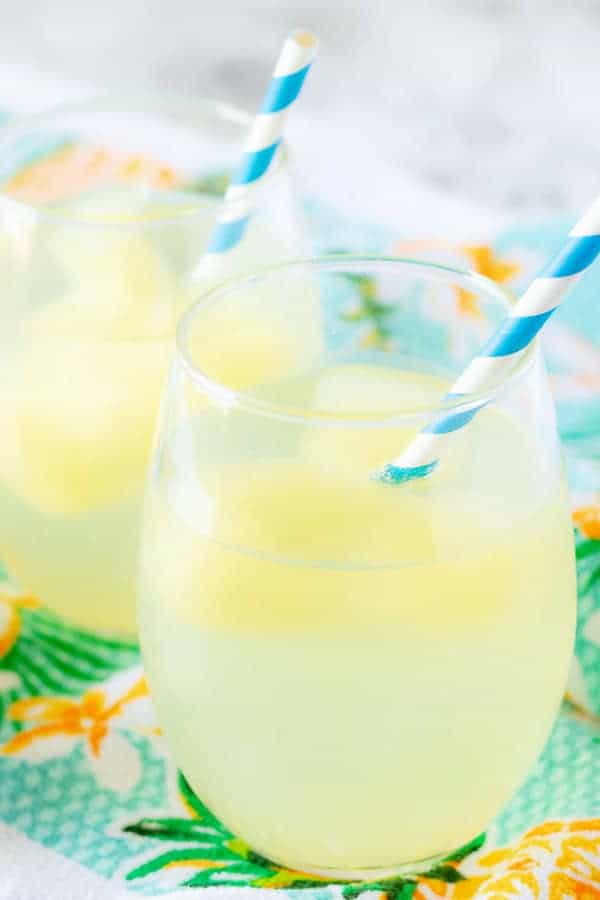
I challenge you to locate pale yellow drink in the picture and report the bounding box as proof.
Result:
[139,364,576,874]
[0,187,318,632]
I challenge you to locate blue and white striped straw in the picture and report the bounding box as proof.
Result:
[379,195,600,484]
[196,29,317,278]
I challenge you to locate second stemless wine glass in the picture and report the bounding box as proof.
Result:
[0,94,304,633]
[139,256,576,878]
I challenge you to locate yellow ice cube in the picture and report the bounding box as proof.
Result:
[48,189,189,334]
[145,458,435,633]
[301,365,441,476]
[186,275,323,392]
[0,335,171,516]
[210,460,432,561]
[54,236,179,334]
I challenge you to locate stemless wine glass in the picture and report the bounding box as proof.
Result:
[0,94,304,634]
[138,256,576,878]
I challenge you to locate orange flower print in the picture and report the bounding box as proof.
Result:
[413,820,600,899]
[461,245,521,285]
[5,144,180,205]
[573,504,600,540]
[572,495,600,658]
[454,287,484,319]
[454,245,521,320]
[391,239,521,320]
[3,667,153,792]
[0,584,39,659]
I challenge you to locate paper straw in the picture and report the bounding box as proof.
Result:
[195,29,318,279]
[379,194,600,484]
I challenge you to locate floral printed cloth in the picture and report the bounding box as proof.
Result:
[1,143,600,899]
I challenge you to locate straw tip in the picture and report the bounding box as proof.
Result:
[375,460,438,486]
[290,28,319,51]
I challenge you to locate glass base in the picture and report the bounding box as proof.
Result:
[266,848,455,883]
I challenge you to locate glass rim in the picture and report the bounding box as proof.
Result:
[176,254,539,425]
[0,91,289,230]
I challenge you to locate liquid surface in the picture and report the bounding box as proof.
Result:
[139,364,576,872]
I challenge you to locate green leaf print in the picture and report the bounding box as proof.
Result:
[124,772,485,894]
[124,816,220,842]
[342,879,418,900]
[337,271,396,348]
[420,863,465,883]
[183,170,229,197]
[0,597,139,728]
[576,540,600,562]
[442,830,486,863]
[575,536,600,595]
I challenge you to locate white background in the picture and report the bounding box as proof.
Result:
[0,2,599,232]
